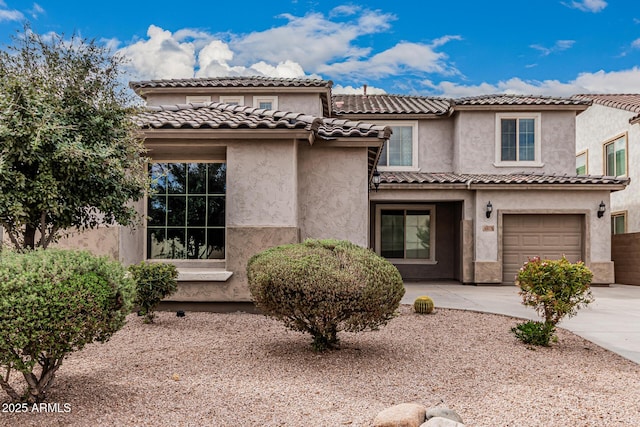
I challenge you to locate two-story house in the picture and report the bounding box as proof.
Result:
[52,77,628,307]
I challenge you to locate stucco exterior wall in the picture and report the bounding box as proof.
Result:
[227,140,298,227]
[143,92,324,116]
[297,144,369,246]
[417,119,454,172]
[49,226,120,260]
[454,111,577,175]
[576,105,640,232]
[474,189,613,283]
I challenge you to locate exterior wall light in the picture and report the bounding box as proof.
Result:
[372,169,381,192]
[486,201,493,219]
[597,201,606,218]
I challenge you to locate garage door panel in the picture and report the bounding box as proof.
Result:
[503,214,583,283]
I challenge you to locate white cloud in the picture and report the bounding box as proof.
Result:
[29,3,44,18]
[117,25,196,80]
[0,8,23,22]
[563,0,607,13]
[530,40,575,56]
[428,67,640,98]
[116,9,441,85]
[632,38,640,49]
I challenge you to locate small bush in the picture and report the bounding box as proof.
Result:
[247,239,405,351]
[511,320,557,347]
[513,256,593,346]
[0,249,134,403]
[128,262,178,323]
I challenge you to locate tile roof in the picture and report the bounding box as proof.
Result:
[453,94,591,107]
[572,94,640,122]
[135,102,391,140]
[129,76,332,91]
[332,94,452,116]
[380,171,629,187]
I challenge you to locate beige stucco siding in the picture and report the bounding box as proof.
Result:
[454,111,577,175]
[142,92,324,116]
[226,141,298,227]
[474,189,613,283]
[297,144,369,246]
[417,120,454,172]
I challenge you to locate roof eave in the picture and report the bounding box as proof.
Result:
[452,104,590,112]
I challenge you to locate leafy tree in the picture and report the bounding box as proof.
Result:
[0,25,148,250]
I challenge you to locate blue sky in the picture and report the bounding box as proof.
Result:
[2,0,640,97]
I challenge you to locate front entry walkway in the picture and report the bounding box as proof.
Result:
[402,282,640,364]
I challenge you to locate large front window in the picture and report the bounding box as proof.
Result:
[376,205,435,261]
[376,122,418,170]
[147,163,226,259]
[604,135,626,176]
[495,113,541,166]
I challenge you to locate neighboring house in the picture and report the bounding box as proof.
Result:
[573,94,640,234]
[48,78,629,305]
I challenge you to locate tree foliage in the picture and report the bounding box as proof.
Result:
[0,25,148,250]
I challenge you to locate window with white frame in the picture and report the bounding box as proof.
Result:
[495,113,541,166]
[375,204,435,262]
[147,162,226,260]
[376,121,419,170]
[604,134,627,176]
[219,96,245,106]
[611,212,626,235]
[186,95,211,103]
[253,96,278,110]
[576,150,588,175]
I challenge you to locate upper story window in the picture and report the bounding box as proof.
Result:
[576,150,588,175]
[377,121,419,171]
[253,96,278,110]
[219,96,245,106]
[495,113,542,167]
[186,95,211,103]
[147,163,226,260]
[604,134,627,177]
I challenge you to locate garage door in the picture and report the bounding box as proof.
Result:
[503,214,583,283]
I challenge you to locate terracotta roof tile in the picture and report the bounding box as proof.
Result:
[135,102,390,139]
[332,94,452,115]
[453,94,591,107]
[130,76,332,91]
[573,94,640,115]
[380,171,629,186]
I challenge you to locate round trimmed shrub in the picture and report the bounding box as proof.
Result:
[0,249,135,403]
[247,239,405,351]
[129,261,178,323]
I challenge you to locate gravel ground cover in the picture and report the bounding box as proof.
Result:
[2,306,639,427]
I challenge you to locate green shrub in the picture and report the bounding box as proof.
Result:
[511,320,557,347]
[0,249,134,403]
[513,256,594,346]
[128,262,178,323]
[247,239,405,351]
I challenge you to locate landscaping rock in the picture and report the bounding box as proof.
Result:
[425,406,464,423]
[420,417,465,427]
[373,403,427,427]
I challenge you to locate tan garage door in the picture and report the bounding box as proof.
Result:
[503,214,583,283]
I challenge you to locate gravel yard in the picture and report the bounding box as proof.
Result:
[2,306,639,427]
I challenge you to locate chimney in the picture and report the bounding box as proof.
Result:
[363,84,367,97]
